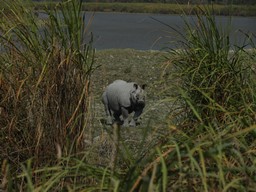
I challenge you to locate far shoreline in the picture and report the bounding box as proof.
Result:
[82,3,256,17]
[32,2,256,17]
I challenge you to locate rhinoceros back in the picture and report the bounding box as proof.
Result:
[105,80,135,110]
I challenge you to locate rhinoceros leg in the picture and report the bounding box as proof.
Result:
[121,107,129,127]
[129,119,136,127]
[129,109,143,127]
[113,111,122,125]
[105,107,113,125]
[102,92,113,125]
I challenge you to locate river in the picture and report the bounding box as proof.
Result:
[85,12,256,50]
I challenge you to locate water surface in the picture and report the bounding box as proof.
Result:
[85,12,256,50]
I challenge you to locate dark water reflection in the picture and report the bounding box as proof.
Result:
[85,12,256,50]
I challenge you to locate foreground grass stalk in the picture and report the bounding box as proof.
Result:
[130,147,174,191]
[110,123,120,174]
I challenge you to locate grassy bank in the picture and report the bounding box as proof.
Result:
[32,2,256,16]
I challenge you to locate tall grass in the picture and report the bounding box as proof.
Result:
[167,7,256,133]
[155,6,256,191]
[0,0,94,171]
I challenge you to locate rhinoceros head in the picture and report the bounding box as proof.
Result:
[130,83,146,107]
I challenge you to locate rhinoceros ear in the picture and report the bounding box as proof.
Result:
[133,83,138,89]
[142,84,146,90]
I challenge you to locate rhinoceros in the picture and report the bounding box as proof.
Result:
[102,80,146,127]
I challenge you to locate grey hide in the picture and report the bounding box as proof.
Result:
[102,80,146,127]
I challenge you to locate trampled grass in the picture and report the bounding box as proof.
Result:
[1,1,256,191]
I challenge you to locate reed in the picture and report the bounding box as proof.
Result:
[0,0,95,172]
[167,6,256,133]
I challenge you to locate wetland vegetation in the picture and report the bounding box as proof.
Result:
[1,0,256,191]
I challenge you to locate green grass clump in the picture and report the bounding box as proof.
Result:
[167,7,256,133]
